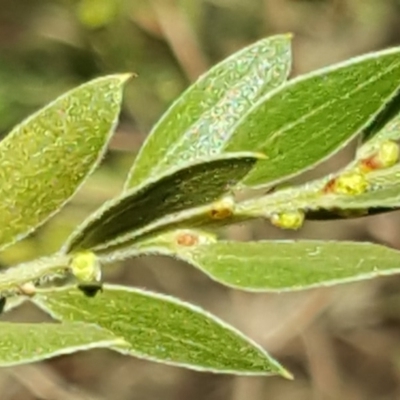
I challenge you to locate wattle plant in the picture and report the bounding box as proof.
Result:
[2,34,400,378]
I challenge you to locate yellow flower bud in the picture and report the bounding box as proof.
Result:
[359,140,399,172]
[270,210,305,230]
[70,251,101,283]
[377,140,399,168]
[330,172,369,195]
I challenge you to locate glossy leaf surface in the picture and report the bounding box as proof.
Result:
[125,35,292,189]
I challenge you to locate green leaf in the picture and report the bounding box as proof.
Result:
[64,153,261,253]
[0,321,126,367]
[361,88,400,143]
[356,94,400,165]
[33,285,291,377]
[225,47,400,187]
[0,74,130,250]
[170,240,400,291]
[125,34,292,189]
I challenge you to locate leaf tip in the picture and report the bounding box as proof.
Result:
[254,152,268,160]
[118,72,137,84]
[281,368,294,380]
[114,338,131,348]
[283,32,294,40]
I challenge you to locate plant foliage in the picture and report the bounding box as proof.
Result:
[2,35,400,378]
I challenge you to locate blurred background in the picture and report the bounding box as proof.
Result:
[2,0,400,399]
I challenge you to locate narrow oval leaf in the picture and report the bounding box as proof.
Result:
[64,153,260,253]
[125,34,292,189]
[0,321,126,367]
[33,285,291,376]
[0,74,130,250]
[225,47,400,187]
[172,240,400,291]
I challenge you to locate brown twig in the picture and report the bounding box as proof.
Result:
[150,0,209,81]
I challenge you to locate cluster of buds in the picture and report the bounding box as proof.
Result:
[324,140,399,196]
[269,140,399,229]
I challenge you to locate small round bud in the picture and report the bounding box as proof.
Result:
[359,140,399,172]
[70,251,102,290]
[334,172,369,195]
[208,196,235,220]
[176,232,199,247]
[378,140,399,167]
[270,210,305,230]
[18,282,36,297]
[175,230,216,247]
[324,172,369,196]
